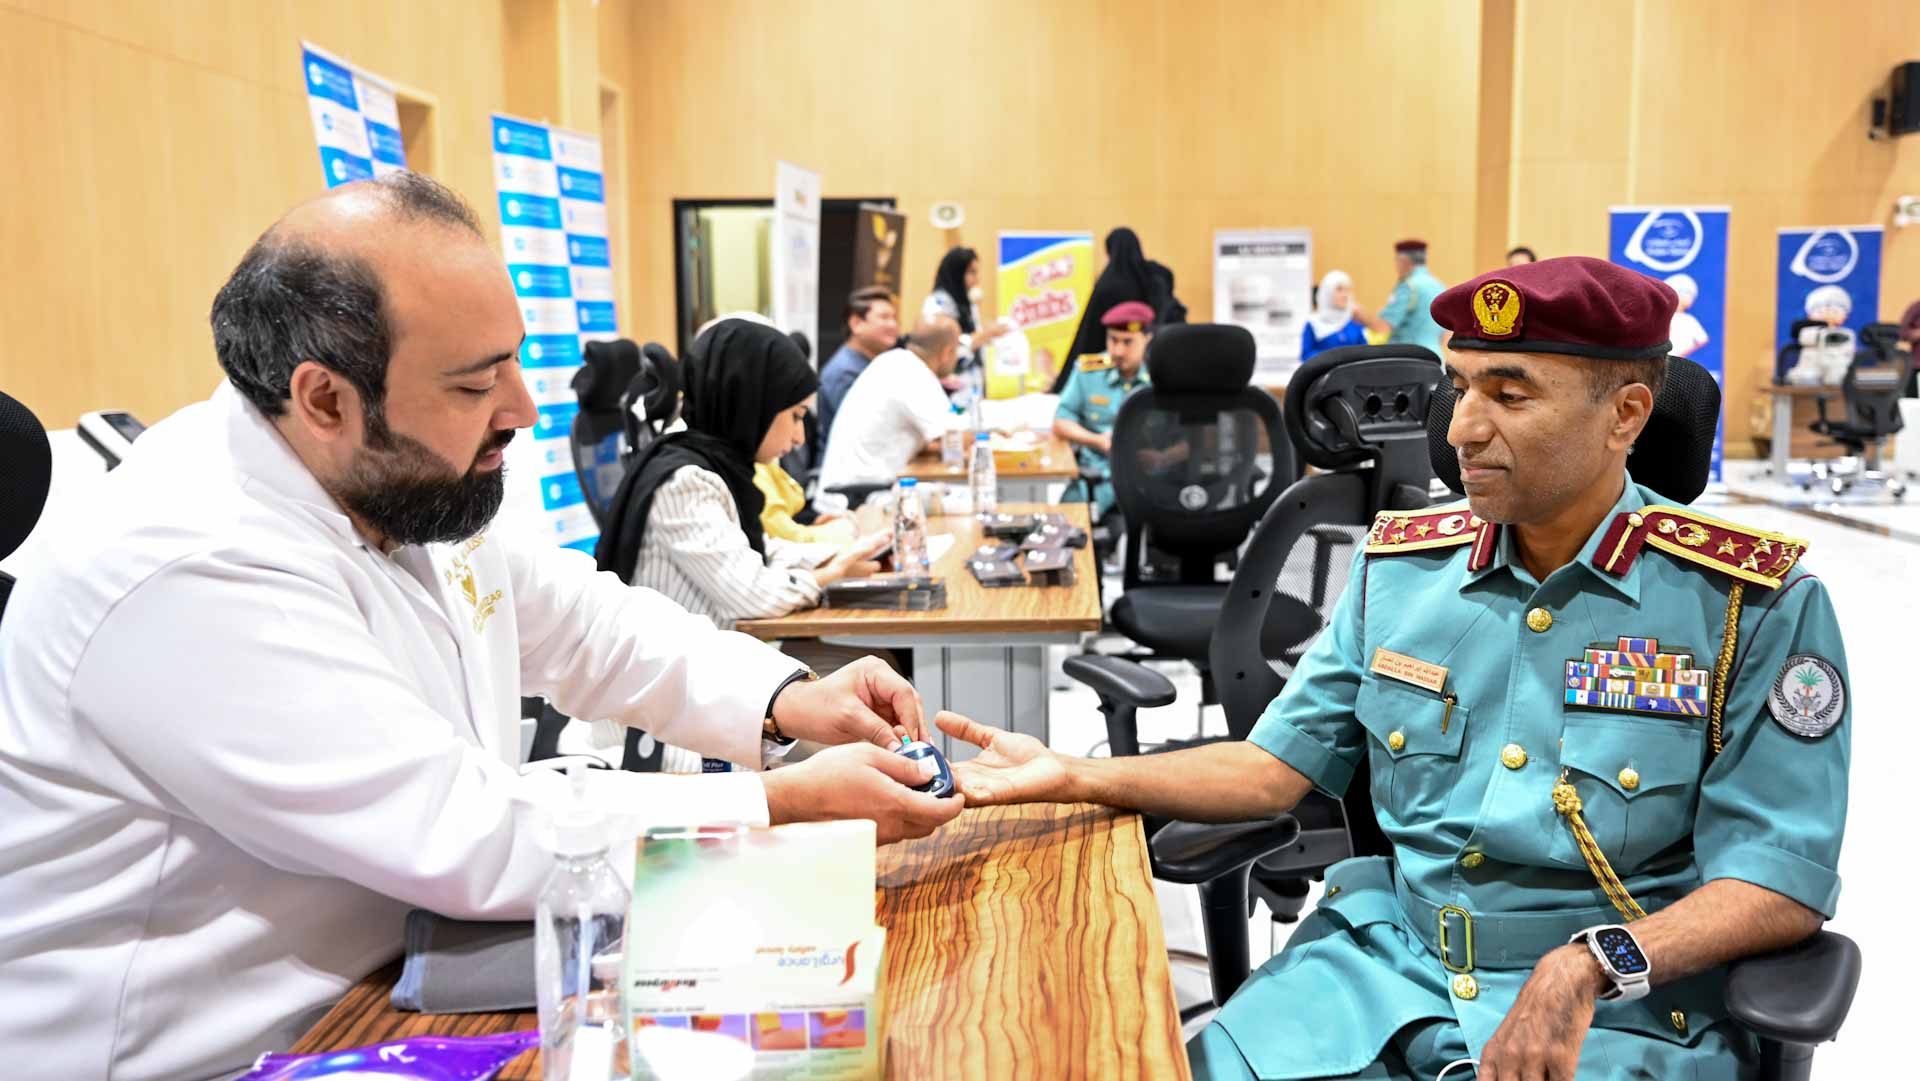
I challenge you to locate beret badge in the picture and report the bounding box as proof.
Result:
[1472,280,1524,340]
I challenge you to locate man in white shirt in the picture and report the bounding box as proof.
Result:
[817,314,961,493]
[0,173,963,1081]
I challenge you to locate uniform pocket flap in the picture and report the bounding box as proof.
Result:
[1594,969,1729,1048]
[1355,675,1468,759]
[1318,856,1403,929]
[1560,715,1704,799]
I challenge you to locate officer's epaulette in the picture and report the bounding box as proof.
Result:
[1591,505,1807,589]
[1077,353,1113,373]
[1364,505,1502,572]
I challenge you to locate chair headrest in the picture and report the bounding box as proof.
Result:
[1144,324,1256,393]
[574,339,642,412]
[1,391,52,562]
[1284,344,1443,471]
[1425,355,1721,506]
[626,343,682,428]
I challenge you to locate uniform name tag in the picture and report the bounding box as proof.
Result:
[1370,648,1449,694]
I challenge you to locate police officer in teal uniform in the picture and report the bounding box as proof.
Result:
[1054,300,1155,522]
[1380,238,1448,357]
[938,257,1851,1080]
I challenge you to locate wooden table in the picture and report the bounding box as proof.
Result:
[290,804,1192,1081]
[737,504,1101,758]
[1765,383,1850,477]
[903,431,1079,503]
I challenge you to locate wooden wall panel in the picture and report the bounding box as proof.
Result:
[613,0,1490,353]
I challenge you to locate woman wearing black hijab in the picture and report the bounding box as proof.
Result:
[924,246,1012,377]
[1050,227,1186,393]
[596,318,887,630]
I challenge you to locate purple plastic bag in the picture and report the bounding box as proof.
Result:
[237,1031,538,1080]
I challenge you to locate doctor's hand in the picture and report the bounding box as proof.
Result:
[761,743,966,844]
[1476,944,1604,1081]
[770,655,928,749]
[938,712,1072,806]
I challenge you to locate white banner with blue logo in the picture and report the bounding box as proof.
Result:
[1608,206,1730,481]
[300,43,405,187]
[491,114,618,554]
[1776,226,1882,348]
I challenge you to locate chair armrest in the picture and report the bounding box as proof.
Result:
[1062,654,1177,709]
[1149,815,1301,885]
[1724,930,1862,1046]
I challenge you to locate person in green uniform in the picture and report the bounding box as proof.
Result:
[937,257,1851,1080]
[1381,238,1448,357]
[1054,300,1156,523]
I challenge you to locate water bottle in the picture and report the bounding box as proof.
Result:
[969,432,998,520]
[535,765,630,1081]
[941,405,967,468]
[893,477,930,576]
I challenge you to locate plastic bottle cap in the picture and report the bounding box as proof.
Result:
[899,477,918,487]
[975,432,991,441]
[544,763,610,857]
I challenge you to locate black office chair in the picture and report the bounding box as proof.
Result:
[1162,355,1862,1081]
[0,391,54,625]
[1096,324,1296,714]
[1772,318,1829,384]
[1066,343,1444,1013]
[621,342,682,457]
[571,339,644,527]
[1807,321,1912,497]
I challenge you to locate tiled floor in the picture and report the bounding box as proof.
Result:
[1046,498,1913,1072]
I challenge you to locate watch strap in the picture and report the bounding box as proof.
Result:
[762,668,818,744]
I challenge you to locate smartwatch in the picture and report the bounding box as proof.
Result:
[1570,924,1651,1002]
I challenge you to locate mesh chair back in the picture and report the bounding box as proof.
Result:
[1,391,51,563]
[622,342,682,457]
[1841,333,1912,439]
[572,340,643,528]
[1428,355,1722,506]
[1108,324,1292,583]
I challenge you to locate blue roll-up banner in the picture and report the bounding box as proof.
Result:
[1775,226,1882,348]
[492,114,620,554]
[1609,206,1729,482]
[299,43,405,187]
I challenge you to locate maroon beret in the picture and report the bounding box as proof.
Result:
[1431,256,1678,361]
[1394,239,1428,253]
[1101,301,1156,331]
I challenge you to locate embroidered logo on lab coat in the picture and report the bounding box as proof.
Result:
[444,535,504,633]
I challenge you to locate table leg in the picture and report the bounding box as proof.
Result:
[1772,390,1792,477]
[912,644,1050,761]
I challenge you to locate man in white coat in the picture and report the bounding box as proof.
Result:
[0,173,964,1081]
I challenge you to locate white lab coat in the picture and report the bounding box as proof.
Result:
[0,383,802,1081]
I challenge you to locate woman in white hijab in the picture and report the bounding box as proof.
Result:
[1300,270,1386,360]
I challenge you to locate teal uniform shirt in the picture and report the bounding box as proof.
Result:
[1380,265,1448,357]
[1055,357,1148,519]
[1192,477,1850,1080]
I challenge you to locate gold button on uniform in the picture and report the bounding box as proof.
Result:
[1460,852,1485,870]
[1619,767,1641,791]
[1452,973,1479,1000]
[1388,730,1406,752]
[1501,743,1528,770]
[1526,607,1553,633]
[1670,1010,1688,1035]
[1628,512,1645,528]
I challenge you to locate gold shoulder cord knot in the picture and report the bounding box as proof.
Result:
[1553,772,1647,922]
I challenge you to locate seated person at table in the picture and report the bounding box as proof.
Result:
[1054,300,1154,525]
[598,317,890,633]
[938,258,1849,1081]
[817,286,900,453]
[0,175,963,1081]
[817,314,962,498]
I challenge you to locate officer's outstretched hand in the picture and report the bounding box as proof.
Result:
[770,655,927,749]
[761,743,965,844]
[938,712,1072,806]
[1477,944,1603,1081]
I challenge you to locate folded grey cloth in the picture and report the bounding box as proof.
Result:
[390,910,537,1013]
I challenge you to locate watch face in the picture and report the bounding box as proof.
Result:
[1593,927,1649,975]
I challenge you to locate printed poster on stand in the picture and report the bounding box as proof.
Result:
[490,114,620,554]
[299,42,406,187]
[1213,229,1313,383]
[992,232,1094,399]
[1775,226,1882,349]
[772,162,822,353]
[1609,206,1729,482]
